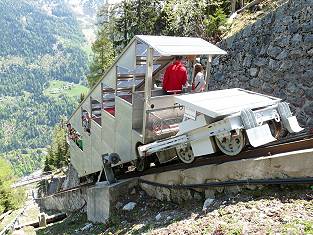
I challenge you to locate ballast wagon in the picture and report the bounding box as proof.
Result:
[67,35,303,183]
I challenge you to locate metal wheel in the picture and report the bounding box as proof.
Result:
[176,144,195,164]
[268,120,288,139]
[215,130,245,156]
[268,120,282,139]
[135,157,149,172]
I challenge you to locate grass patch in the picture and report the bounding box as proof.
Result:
[43,80,89,99]
[37,213,87,235]
[224,0,287,39]
[0,210,21,231]
[283,220,313,234]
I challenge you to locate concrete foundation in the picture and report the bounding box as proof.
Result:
[87,178,138,223]
[140,149,313,202]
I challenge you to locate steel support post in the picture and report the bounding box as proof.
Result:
[205,55,212,91]
[142,47,154,143]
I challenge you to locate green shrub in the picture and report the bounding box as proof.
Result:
[0,158,25,213]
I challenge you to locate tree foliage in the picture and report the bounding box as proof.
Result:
[0,0,89,170]
[0,158,25,213]
[43,121,70,172]
[1,149,45,177]
[87,0,231,86]
[87,28,115,87]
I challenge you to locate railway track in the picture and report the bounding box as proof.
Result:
[118,133,313,179]
[41,132,313,197]
[35,182,94,198]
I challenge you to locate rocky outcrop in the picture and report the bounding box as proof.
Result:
[210,0,313,128]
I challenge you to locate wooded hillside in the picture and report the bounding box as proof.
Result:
[0,0,89,176]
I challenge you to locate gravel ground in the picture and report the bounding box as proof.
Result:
[37,185,313,235]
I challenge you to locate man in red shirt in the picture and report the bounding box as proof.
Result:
[162,56,188,94]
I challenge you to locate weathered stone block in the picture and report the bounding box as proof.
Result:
[307,48,313,55]
[279,60,293,72]
[267,46,282,58]
[273,89,287,100]
[238,76,250,82]
[306,88,313,100]
[304,34,313,43]
[249,68,259,77]
[290,33,303,44]
[307,118,313,128]
[276,50,288,60]
[301,70,313,87]
[286,82,298,93]
[302,20,313,32]
[253,58,267,67]
[304,102,313,116]
[281,15,293,25]
[215,72,225,81]
[288,21,300,34]
[250,78,262,88]
[243,55,252,67]
[289,49,304,58]
[269,59,281,70]
[261,83,274,94]
[274,35,290,47]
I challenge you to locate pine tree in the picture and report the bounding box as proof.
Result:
[43,123,69,171]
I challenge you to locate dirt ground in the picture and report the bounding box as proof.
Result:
[30,185,313,235]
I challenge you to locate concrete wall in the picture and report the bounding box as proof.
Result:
[140,149,313,202]
[87,179,138,223]
[210,0,313,128]
[37,186,88,212]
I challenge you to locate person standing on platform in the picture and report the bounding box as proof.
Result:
[162,55,188,94]
[193,63,206,92]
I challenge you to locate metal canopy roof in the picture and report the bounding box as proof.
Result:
[136,35,227,56]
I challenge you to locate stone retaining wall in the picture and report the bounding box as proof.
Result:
[37,186,88,212]
[140,149,313,203]
[210,0,313,128]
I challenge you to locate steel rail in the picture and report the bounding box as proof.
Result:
[118,135,313,179]
[139,177,313,189]
[39,133,313,198]
[35,182,94,200]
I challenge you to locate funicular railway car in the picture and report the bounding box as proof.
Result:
[67,35,303,182]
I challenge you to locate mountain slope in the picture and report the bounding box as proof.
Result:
[0,0,93,175]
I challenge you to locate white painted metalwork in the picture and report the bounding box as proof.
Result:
[136,35,227,56]
[138,89,303,158]
[175,88,281,118]
[67,35,303,178]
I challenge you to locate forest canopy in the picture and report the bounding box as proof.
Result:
[87,0,241,86]
[0,0,89,176]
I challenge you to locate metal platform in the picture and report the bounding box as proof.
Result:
[175,88,281,118]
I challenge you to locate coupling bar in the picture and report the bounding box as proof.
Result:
[138,135,188,156]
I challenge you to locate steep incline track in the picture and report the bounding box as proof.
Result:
[42,133,313,197]
[118,134,313,179]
